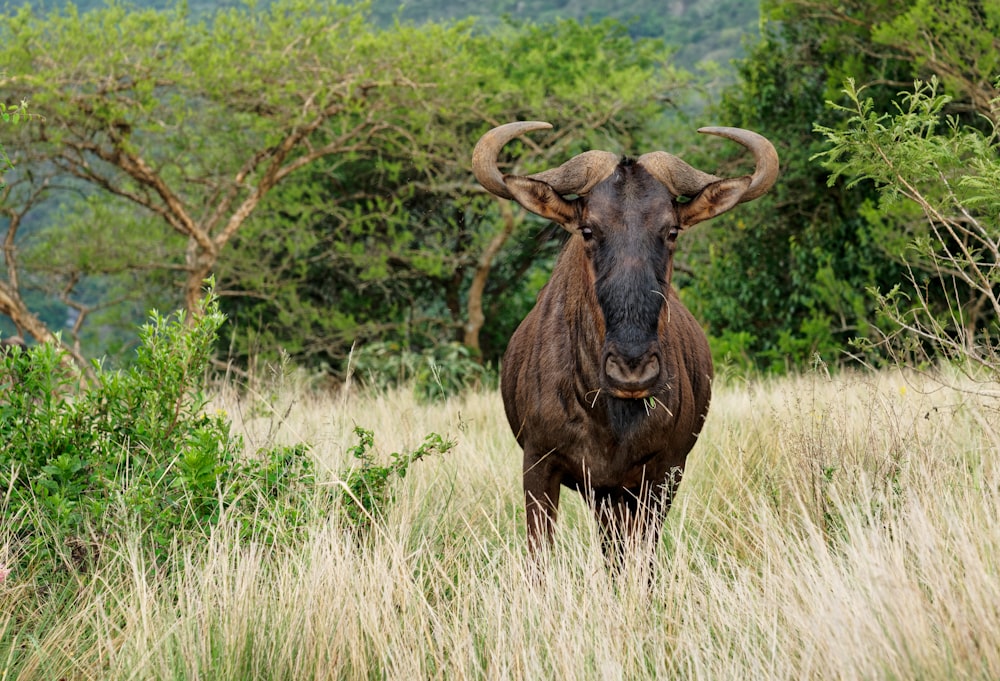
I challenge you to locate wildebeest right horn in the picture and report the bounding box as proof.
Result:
[638,127,778,202]
[472,121,620,199]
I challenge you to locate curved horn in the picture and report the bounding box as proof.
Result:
[473,121,553,200]
[473,122,621,199]
[527,150,621,196]
[698,126,779,202]
[636,151,722,197]
[639,127,779,202]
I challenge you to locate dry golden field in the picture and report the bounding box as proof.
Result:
[4,367,1000,679]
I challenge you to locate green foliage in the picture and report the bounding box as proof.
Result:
[217,14,689,371]
[0,290,317,571]
[339,426,455,537]
[364,0,757,72]
[815,78,1000,377]
[677,0,998,373]
[351,341,492,402]
[817,78,993,202]
[0,100,27,125]
[678,28,906,372]
[868,1,1000,113]
[0,98,28,188]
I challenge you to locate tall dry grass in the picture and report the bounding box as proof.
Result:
[3,367,999,679]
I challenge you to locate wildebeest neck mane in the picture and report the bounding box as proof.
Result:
[604,387,666,441]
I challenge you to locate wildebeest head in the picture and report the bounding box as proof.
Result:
[473,122,778,400]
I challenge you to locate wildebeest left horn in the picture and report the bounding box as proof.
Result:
[698,126,779,202]
[473,121,620,199]
[635,151,722,197]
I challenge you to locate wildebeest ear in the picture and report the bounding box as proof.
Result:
[504,176,577,227]
[677,176,752,228]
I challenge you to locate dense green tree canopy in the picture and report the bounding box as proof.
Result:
[213,16,694,367]
[0,0,690,368]
[4,0,997,375]
[678,0,999,372]
[18,0,758,71]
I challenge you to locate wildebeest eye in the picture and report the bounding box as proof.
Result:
[667,227,680,241]
[580,226,594,241]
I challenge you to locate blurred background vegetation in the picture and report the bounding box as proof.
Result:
[1,0,997,382]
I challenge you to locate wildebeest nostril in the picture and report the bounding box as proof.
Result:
[604,352,660,390]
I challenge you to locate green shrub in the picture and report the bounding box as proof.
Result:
[708,329,758,380]
[351,341,492,402]
[0,289,316,571]
[339,426,455,537]
[816,78,1000,383]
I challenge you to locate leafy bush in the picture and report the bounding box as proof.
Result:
[351,341,492,402]
[339,426,455,537]
[817,78,1000,383]
[0,290,316,570]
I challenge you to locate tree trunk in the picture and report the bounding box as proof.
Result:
[183,237,219,321]
[463,201,519,355]
[0,281,92,379]
[1,197,92,378]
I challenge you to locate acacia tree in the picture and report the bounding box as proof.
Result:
[0,0,470,351]
[214,18,692,367]
[2,4,690,368]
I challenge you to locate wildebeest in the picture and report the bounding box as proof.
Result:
[473,121,778,563]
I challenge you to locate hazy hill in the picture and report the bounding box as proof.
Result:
[370,0,758,70]
[15,0,758,71]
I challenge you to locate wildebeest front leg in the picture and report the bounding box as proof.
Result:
[595,469,682,570]
[595,489,660,571]
[523,450,561,556]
